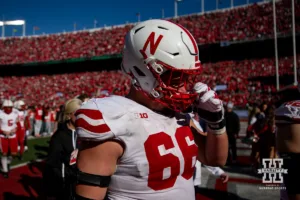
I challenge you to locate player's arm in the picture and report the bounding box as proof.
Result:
[193,82,228,167]
[190,119,228,166]
[74,104,124,200]
[203,129,228,166]
[75,140,123,200]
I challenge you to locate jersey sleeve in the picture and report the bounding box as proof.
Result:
[275,100,300,124]
[75,97,130,142]
[75,100,115,141]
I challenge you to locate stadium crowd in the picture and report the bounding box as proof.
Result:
[201,55,300,106]
[0,55,298,109]
[0,0,299,65]
[0,0,298,109]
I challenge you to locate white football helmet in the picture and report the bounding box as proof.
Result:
[14,101,19,109]
[3,100,13,107]
[2,99,13,114]
[122,19,202,111]
[18,100,26,110]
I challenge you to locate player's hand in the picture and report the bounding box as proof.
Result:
[193,82,225,134]
[220,173,229,183]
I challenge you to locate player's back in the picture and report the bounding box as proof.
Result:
[76,95,198,200]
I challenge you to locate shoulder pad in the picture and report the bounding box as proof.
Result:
[75,96,128,141]
[275,100,300,124]
[13,109,19,114]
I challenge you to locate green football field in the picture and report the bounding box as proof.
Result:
[10,136,50,166]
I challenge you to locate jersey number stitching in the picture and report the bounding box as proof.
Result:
[8,119,13,127]
[144,126,198,191]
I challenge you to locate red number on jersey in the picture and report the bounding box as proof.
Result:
[175,126,198,180]
[144,127,198,191]
[144,132,180,190]
[8,119,13,126]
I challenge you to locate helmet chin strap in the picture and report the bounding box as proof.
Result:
[132,78,161,99]
[132,79,145,93]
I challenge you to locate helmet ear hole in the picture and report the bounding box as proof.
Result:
[133,66,146,77]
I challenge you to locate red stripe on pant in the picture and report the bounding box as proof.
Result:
[17,128,26,155]
[0,137,18,155]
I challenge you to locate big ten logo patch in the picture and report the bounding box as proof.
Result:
[135,113,149,119]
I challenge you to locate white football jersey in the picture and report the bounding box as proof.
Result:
[0,109,19,135]
[275,100,300,124]
[76,96,198,200]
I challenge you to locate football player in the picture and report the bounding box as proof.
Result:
[0,100,20,178]
[34,104,43,137]
[275,69,300,200]
[75,19,228,200]
[16,100,30,159]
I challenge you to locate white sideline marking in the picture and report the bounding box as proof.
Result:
[27,135,51,140]
[11,159,44,170]
[9,136,49,169]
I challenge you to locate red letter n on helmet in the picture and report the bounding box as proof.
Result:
[140,32,164,59]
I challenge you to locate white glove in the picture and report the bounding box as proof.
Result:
[193,82,226,134]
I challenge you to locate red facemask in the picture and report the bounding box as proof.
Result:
[149,61,202,112]
[19,105,26,111]
[3,107,12,114]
